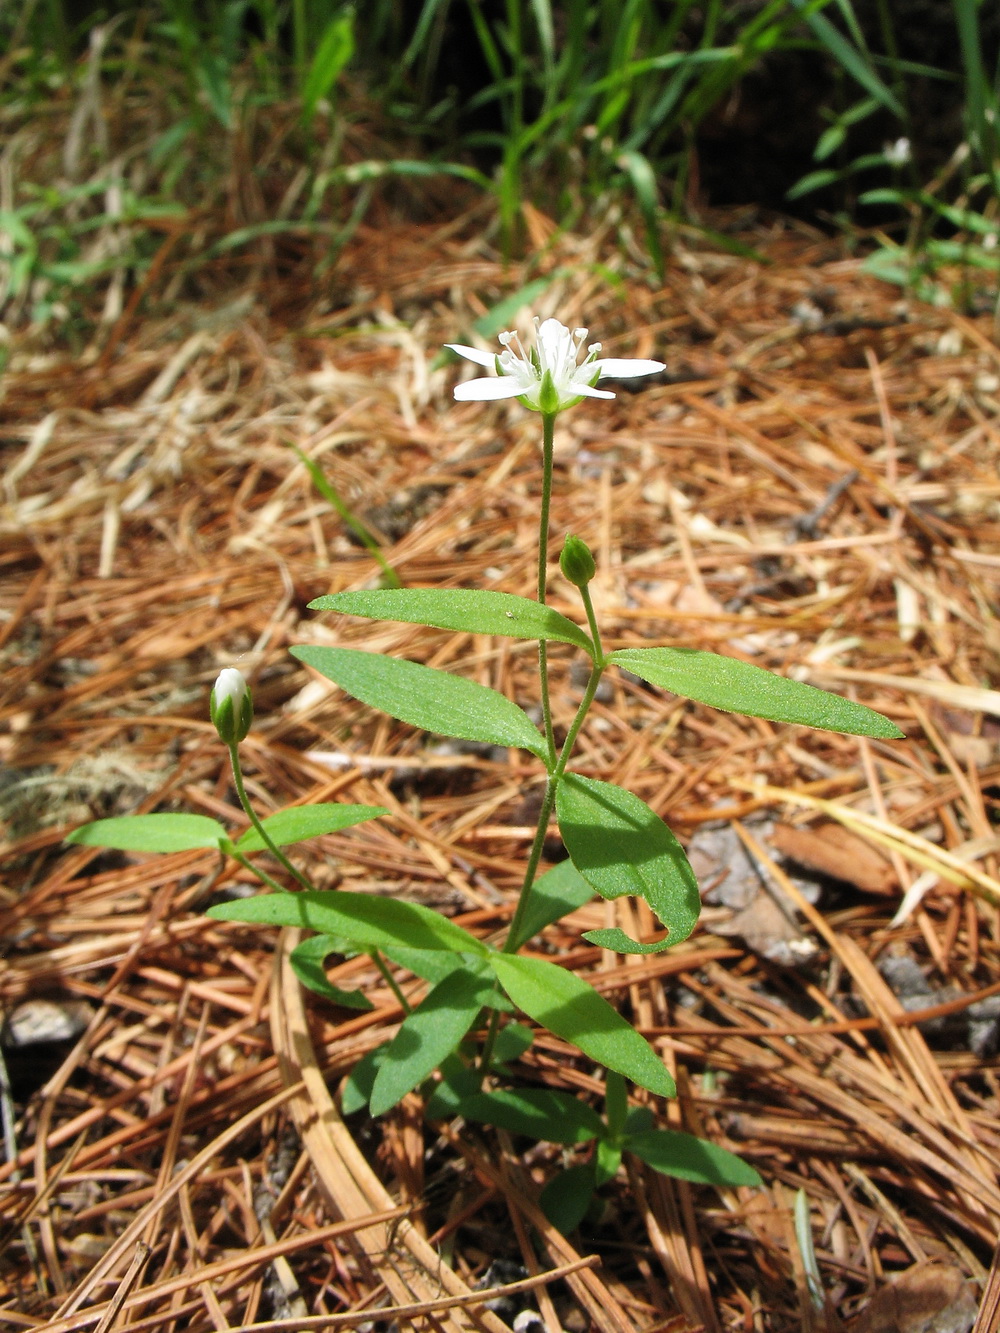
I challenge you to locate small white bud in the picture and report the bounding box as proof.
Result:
[210,668,253,744]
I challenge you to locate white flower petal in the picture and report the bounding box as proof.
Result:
[592,358,665,379]
[454,377,528,401]
[445,343,498,369]
[572,383,616,400]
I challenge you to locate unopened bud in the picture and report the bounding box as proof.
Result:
[560,534,596,588]
[211,668,253,744]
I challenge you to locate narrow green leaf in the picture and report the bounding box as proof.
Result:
[300,12,354,123]
[382,946,498,996]
[624,1106,655,1136]
[627,1129,762,1188]
[509,858,595,950]
[290,646,548,760]
[289,936,373,1010]
[540,1163,596,1235]
[295,448,400,587]
[369,969,494,1116]
[66,813,226,854]
[790,0,904,116]
[236,803,386,852]
[594,1136,623,1188]
[207,890,492,958]
[605,1071,627,1140]
[618,150,665,282]
[582,928,673,955]
[310,589,593,655]
[490,954,676,1098]
[424,1055,482,1119]
[458,1088,604,1144]
[341,1043,387,1115]
[612,647,904,738]
[557,775,700,947]
[491,1021,534,1067]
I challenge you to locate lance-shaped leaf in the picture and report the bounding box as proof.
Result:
[626,1128,762,1188]
[508,858,595,950]
[207,889,492,958]
[311,589,593,655]
[612,646,903,738]
[236,803,386,852]
[291,645,548,760]
[556,774,700,952]
[540,1163,596,1235]
[490,953,675,1098]
[289,935,373,1010]
[67,813,227,854]
[458,1088,604,1144]
[370,968,494,1116]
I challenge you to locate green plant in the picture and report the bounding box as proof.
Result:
[67,311,902,1224]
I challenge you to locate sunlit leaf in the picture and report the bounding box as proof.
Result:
[289,935,373,1009]
[67,813,226,854]
[557,775,700,949]
[627,1129,762,1187]
[291,646,549,759]
[207,890,492,958]
[490,954,675,1097]
[310,588,593,654]
[369,969,494,1115]
[612,646,904,737]
[236,803,386,852]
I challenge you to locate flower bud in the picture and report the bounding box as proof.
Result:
[560,534,596,588]
[211,668,253,745]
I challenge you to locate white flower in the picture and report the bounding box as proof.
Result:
[445,317,665,413]
[883,137,911,166]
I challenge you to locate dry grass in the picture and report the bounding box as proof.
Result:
[2,201,1000,1332]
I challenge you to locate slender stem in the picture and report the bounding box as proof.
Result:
[537,412,557,768]
[478,1004,502,1074]
[372,953,411,1015]
[228,742,312,890]
[502,658,606,957]
[229,846,287,895]
[503,775,558,956]
[579,582,603,662]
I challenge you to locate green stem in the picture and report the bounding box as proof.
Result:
[579,581,604,662]
[483,660,606,1068]
[502,657,606,958]
[372,953,412,1015]
[228,741,312,891]
[537,412,557,768]
[229,846,287,895]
